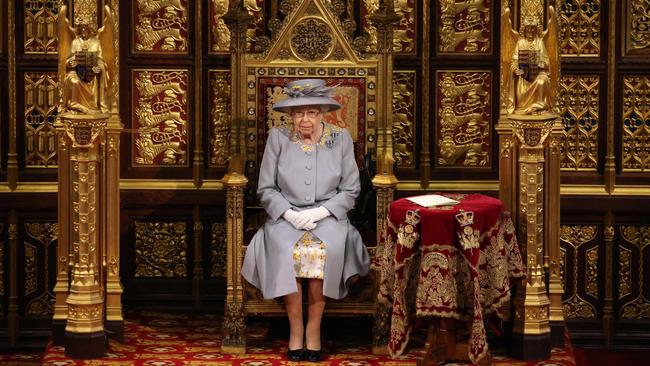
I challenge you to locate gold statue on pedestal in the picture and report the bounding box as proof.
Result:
[58,5,115,114]
[53,3,122,359]
[501,7,559,115]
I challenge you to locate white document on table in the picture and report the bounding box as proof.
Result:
[406,194,460,207]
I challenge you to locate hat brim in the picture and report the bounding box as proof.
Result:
[272,96,341,113]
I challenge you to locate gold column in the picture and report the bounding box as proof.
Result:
[52,119,71,345]
[420,0,431,188]
[604,0,616,192]
[63,114,108,358]
[194,0,204,187]
[104,0,124,339]
[369,0,400,355]
[221,2,252,354]
[104,116,124,340]
[7,0,17,190]
[547,121,564,346]
[510,115,554,359]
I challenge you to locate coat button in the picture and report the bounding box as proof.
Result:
[305,180,311,185]
[305,195,311,201]
[305,150,312,156]
[306,165,312,170]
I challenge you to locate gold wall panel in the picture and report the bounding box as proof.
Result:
[437,0,491,54]
[210,0,265,53]
[625,0,650,54]
[210,222,227,278]
[558,75,599,171]
[557,0,601,57]
[25,71,58,168]
[134,0,188,53]
[393,70,416,167]
[436,71,492,167]
[135,221,188,278]
[133,69,189,166]
[24,0,60,54]
[622,75,650,171]
[24,222,58,317]
[560,225,598,319]
[362,0,417,54]
[619,226,650,319]
[209,70,231,167]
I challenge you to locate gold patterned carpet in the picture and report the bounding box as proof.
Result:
[1,311,576,365]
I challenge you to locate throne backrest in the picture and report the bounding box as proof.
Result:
[241,0,380,192]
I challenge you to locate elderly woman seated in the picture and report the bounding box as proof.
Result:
[242,79,370,362]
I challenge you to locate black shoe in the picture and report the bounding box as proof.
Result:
[287,348,303,361]
[304,348,324,362]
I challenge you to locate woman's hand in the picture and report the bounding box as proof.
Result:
[299,207,331,223]
[283,209,316,230]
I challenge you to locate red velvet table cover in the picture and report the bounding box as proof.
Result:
[375,193,525,363]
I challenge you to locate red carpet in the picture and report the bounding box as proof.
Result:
[2,311,576,365]
[574,347,650,366]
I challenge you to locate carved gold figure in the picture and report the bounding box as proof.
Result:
[502,7,559,115]
[57,5,115,114]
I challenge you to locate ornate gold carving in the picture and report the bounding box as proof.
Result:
[209,70,231,167]
[586,246,598,297]
[559,225,598,319]
[627,0,650,52]
[619,246,632,299]
[558,75,599,170]
[563,296,597,318]
[25,243,37,296]
[211,0,231,52]
[437,71,491,167]
[222,300,246,349]
[560,225,597,244]
[438,0,491,53]
[135,221,188,277]
[291,18,334,61]
[212,0,264,52]
[622,75,650,171]
[24,222,58,317]
[557,0,601,56]
[25,71,58,167]
[135,0,188,52]
[74,0,97,26]
[364,0,416,53]
[620,226,650,319]
[560,246,566,289]
[392,71,415,167]
[68,303,102,320]
[210,222,227,278]
[133,70,188,166]
[24,0,60,54]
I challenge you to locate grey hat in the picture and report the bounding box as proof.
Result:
[272,79,341,113]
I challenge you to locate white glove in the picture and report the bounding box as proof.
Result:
[298,206,331,223]
[283,209,316,230]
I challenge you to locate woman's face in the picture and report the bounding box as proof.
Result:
[290,106,322,137]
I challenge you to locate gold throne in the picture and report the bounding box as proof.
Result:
[221,0,399,353]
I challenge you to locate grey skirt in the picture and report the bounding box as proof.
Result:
[241,216,370,300]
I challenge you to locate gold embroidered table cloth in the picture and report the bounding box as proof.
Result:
[376,194,525,363]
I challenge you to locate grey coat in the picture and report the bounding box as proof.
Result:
[241,124,370,299]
